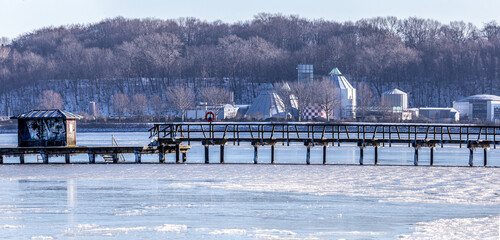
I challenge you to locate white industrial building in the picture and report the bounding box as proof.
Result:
[186,103,239,120]
[381,88,408,112]
[419,108,460,122]
[328,68,356,119]
[297,64,313,83]
[452,94,500,122]
[245,84,287,120]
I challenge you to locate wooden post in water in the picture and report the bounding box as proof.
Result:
[322,145,327,165]
[20,154,24,164]
[175,144,181,164]
[430,147,434,166]
[134,150,141,163]
[483,148,487,167]
[204,145,210,164]
[468,148,473,167]
[306,145,311,165]
[253,145,258,164]
[65,154,70,164]
[359,146,364,165]
[413,148,419,166]
[112,153,118,163]
[40,150,48,164]
[220,145,225,164]
[374,146,378,165]
[159,147,165,163]
[182,152,187,163]
[271,145,275,164]
[88,151,95,164]
[0,155,3,164]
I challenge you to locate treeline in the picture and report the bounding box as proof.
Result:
[1,14,500,107]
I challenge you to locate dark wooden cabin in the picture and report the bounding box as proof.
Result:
[12,110,83,147]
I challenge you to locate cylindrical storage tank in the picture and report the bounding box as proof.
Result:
[382,88,408,111]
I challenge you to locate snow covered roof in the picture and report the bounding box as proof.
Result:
[245,86,285,120]
[383,88,407,95]
[455,94,500,102]
[13,109,83,119]
[328,68,354,90]
[419,107,457,111]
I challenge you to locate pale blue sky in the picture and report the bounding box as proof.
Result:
[1,0,499,39]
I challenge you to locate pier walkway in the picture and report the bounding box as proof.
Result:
[149,122,500,166]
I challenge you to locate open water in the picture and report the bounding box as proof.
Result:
[0,132,498,239]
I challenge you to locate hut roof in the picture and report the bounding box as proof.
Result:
[13,109,83,120]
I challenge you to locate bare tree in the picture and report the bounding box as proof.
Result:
[39,90,63,109]
[166,86,195,121]
[130,94,149,116]
[199,86,232,106]
[357,82,375,119]
[289,82,314,121]
[112,93,130,117]
[314,80,340,121]
[151,95,163,118]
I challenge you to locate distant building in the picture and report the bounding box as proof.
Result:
[297,64,313,83]
[12,109,83,147]
[186,103,239,120]
[453,94,500,122]
[245,84,286,120]
[382,88,408,112]
[328,68,356,119]
[419,108,459,122]
[302,103,326,120]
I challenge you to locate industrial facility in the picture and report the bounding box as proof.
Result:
[245,84,287,120]
[381,88,408,112]
[297,64,314,83]
[328,68,356,119]
[453,94,500,122]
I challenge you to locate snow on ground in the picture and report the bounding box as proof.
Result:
[398,215,500,240]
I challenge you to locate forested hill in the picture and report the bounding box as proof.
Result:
[0,14,500,111]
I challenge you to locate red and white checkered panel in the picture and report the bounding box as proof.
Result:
[302,104,326,120]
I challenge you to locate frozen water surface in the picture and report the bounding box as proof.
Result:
[0,133,498,239]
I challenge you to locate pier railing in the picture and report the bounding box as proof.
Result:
[149,122,500,148]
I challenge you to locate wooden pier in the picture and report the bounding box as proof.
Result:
[0,145,190,164]
[149,122,500,167]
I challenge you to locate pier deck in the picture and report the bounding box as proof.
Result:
[0,145,190,164]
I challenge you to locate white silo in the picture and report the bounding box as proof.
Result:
[382,88,408,112]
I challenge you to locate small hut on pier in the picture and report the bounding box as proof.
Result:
[12,110,83,147]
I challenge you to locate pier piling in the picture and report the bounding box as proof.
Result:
[253,145,258,164]
[484,148,487,166]
[220,145,225,164]
[374,146,378,165]
[88,151,95,164]
[359,146,364,165]
[204,145,210,164]
[414,148,419,166]
[40,150,48,164]
[159,147,165,163]
[182,152,187,163]
[322,145,327,165]
[306,145,311,165]
[430,147,434,166]
[65,154,70,164]
[175,144,181,164]
[271,145,275,164]
[134,150,141,163]
[468,148,474,167]
[20,154,24,164]
[0,155,3,164]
